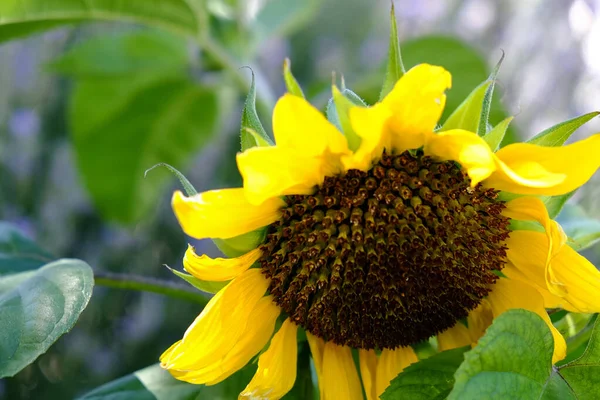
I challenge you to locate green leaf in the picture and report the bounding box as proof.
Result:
[449,309,577,400]
[0,0,204,43]
[166,265,226,294]
[556,204,600,251]
[78,362,256,400]
[382,347,469,400]
[542,190,576,220]
[0,222,53,276]
[145,163,197,197]
[477,52,504,136]
[379,4,405,101]
[0,259,94,378]
[240,68,272,151]
[483,116,513,151]
[213,228,266,257]
[49,31,189,78]
[283,58,305,98]
[559,317,600,399]
[326,86,365,152]
[528,112,600,146]
[252,0,320,47]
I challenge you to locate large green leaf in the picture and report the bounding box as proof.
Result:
[448,309,576,399]
[0,222,53,275]
[0,0,203,43]
[0,259,94,378]
[382,347,469,400]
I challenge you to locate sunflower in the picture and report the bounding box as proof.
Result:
[160,64,600,399]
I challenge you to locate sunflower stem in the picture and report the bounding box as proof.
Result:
[94,271,210,306]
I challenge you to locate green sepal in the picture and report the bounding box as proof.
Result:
[482,116,513,151]
[213,228,267,258]
[145,162,197,196]
[240,68,273,151]
[283,58,305,98]
[326,85,366,152]
[379,3,405,101]
[165,265,226,294]
[442,52,504,135]
[528,111,599,146]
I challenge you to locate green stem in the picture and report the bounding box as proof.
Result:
[94,271,209,306]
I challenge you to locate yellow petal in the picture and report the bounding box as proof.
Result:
[486,134,600,195]
[347,104,393,171]
[273,93,350,156]
[358,349,378,400]
[486,278,567,363]
[183,245,262,281]
[437,322,472,352]
[382,64,451,138]
[424,129,496,186]
[306,332,326,399]
[172,189,284,240]
[375,347,418,398]
[168,296,280,385]
[237,146,343,206]
[504,196,567,296]
[466,299,494,343]
[241,319,298,399]
[322,342,363,400]
[160,269,269,370]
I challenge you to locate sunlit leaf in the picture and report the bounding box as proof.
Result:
[0,259,94,378]
[528,111,600,146]
[283,58,305,98]
[483,116,513,151]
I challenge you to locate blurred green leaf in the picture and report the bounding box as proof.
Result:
[556,204,600,251]
[50,31,189,78]
[483,116,513,152]
[327,86,365,151]
[528,112,600,146]
[240,68,272,151]
[449,309,576,399]
[79,362,256,400]
[0,0,204,43]
[0,222,53,276]
[166,265,226,294]
[559,317,600,399]
[379,4,404,101]
[283,58,305,98]
[0,259,94,378]
[542,190,575,220]
[252,0,320,46]
[145,163,198,197]
[382,347,469,400]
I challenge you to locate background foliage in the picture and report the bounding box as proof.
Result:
[0,0,599,399]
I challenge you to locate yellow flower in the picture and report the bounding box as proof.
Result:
[161,64,600,399]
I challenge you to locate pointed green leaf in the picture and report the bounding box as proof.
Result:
[449,309,577,399]
[379,4,405,101]
[0,259,94,378]
[145,163,197,197]
[556,204,600,251]
[559,317,600,399]
[326,85,365,152]
[240,68,273,151]
[477,52,504,136]
[482,116,513,151]
[528,112,600,146]
[165,265,226,294]
[382,347,469,400]
[213,228,267,258]
[542,190,576,220]
[442,80,492,132]
[283,58,305,98]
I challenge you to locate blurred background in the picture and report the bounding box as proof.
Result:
[0,0,599,398]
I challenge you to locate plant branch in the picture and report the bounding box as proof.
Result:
[94,271,209,306]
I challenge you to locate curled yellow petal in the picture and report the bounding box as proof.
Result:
[358,349,378,400]
[486,278,566,363]
[375,347,418,397]
[167,296,280,385]
[437,322,472,352]
[322,342,363,400]
[241,319,298,399]
[273,93,350,156]
[160,269,269,371]
[183,245,262,281]
[172,189,284,240]
[424,129,496,186]
[382,64,451,138]
[486,134,600,195]
[237,146,343,206]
